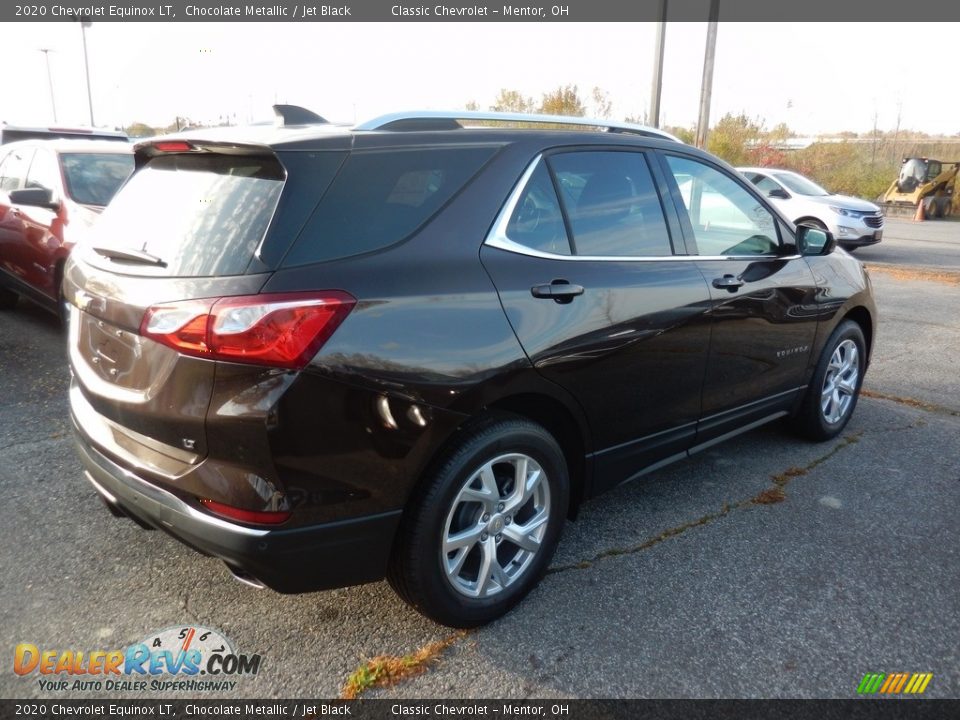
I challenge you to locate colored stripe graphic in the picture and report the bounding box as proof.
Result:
[857,672,933,694]
[858,673,885,694]
[893,673,909,693]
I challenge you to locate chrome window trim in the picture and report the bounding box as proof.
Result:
[483,155,800,263]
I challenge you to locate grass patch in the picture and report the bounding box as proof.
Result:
[340,632,467,699]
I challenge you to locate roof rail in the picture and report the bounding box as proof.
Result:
[354,111,681,142]
[272,104,328,127]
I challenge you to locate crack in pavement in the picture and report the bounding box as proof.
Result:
[380,430,867,695]
[548,432,863,575]
[861,388,960,417]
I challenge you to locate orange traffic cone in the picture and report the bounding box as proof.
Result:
[914,200,925,222]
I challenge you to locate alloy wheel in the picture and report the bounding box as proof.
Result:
[441,453,551,599]
[820,339,859,424]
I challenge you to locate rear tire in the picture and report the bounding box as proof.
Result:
[0,286,17,310]
[791,320,866,441]
[55,265,70,328]
[388,414,569,628]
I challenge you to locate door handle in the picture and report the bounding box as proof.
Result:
[712,274,744,292]
[530,280,584,304]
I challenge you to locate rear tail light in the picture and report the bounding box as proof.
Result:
[199,499,291,525]
[140,291,355,369]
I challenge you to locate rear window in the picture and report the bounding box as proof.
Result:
[61,153,134,206]
[282,147,497,266]
[85,153,283,277]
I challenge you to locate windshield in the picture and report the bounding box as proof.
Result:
[61,153,134,206]
[771,171,830,197]
[84,153,284,277]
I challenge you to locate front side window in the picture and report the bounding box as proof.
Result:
[25,148,61,195]
[666,155,779,256]
[0,147,33,193]
[745,172,783,197]
[771,171,829,197]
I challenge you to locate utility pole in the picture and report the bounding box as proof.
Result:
[79,20,95,126]
[648,0,667,128]
[39,48,57,122]
[694,0,720,149]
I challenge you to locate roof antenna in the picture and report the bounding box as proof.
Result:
[272,105,327,127]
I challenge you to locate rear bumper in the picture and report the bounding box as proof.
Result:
[72,414,400,593]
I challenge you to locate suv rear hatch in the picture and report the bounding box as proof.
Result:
[65,142,306,480]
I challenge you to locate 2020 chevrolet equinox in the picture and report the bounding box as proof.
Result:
[66,109,875,627]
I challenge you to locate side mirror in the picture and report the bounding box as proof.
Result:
[796,223,837,256]
[9,187,59,210]
[767,188,790,200]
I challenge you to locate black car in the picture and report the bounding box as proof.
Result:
[65,109,875,627]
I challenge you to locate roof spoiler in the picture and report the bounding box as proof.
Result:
[272,105,328,127]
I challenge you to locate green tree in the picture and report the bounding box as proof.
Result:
[538,85,586,117]
[491,89,536,114]
[124,122,157,138]
[666,125,695,144]
[706,112,764,166]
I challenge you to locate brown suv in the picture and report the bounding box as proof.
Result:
[67,110,875,627]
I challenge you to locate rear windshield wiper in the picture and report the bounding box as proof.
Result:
[91,245,167,267]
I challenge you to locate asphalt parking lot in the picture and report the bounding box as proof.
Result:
[1,217,958,700]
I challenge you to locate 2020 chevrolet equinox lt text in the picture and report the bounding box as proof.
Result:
[66,109,876,627]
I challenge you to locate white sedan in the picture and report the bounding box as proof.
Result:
[738,167,884,250]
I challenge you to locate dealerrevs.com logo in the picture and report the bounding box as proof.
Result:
[14,626,261,693]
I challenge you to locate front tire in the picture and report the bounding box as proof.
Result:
[792,320,866,440]
[388,415,569,628]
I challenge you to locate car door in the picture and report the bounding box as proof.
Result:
[481,148,713,493]
[658,153,819,447]
[0,145,35,286]
[19,146,64,299]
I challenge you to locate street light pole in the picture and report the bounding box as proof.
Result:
[39,48,57,123]
[79,21,95,126]
[649,0,667,128]
[695,0,720,149]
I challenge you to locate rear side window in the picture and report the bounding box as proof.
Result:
[549,151,673,257]
[86,153,283,276]
[502,152,673,258]
[61,153,134,206]
[283,147,497,266]
[506,162,571,255]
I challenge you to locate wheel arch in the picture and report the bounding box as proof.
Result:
[794,215,827,228]
[487,393,589,520]
[841,305,874,362]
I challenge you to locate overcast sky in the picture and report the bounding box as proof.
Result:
[3,21,957,136]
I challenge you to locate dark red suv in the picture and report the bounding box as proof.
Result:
[0,139,133,321]
[66,110,875,627]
